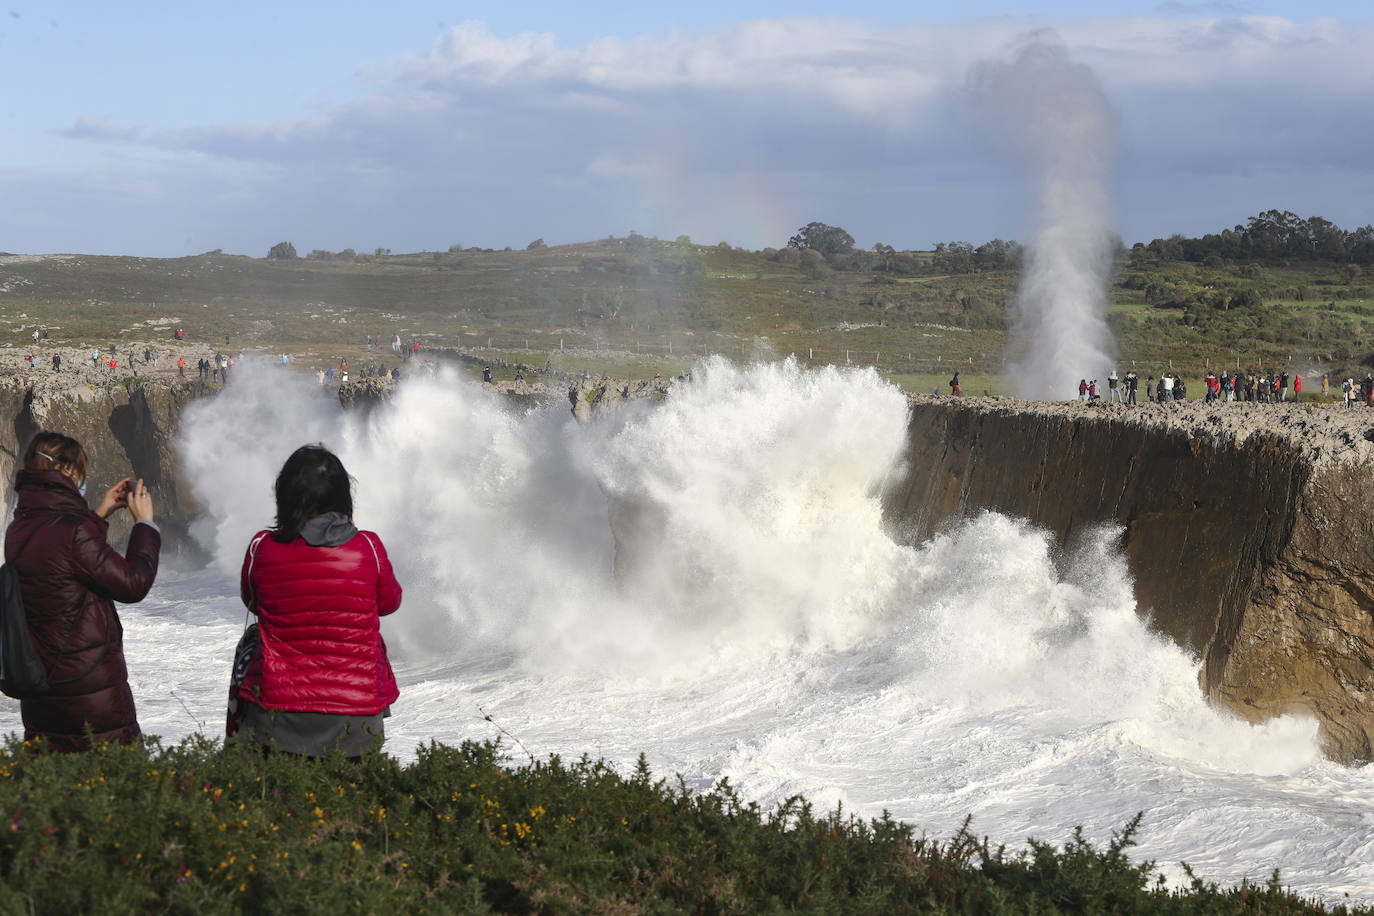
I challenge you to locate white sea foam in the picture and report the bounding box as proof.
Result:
[4,359,1372,903]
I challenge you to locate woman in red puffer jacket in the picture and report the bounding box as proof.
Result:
[234,444,402,757]
[4,432,160,752]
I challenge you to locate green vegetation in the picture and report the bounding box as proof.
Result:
[0,212,1370,389]
[0,735,1359,914]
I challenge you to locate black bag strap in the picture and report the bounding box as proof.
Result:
[9,512,112,687]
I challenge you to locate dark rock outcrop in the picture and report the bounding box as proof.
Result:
[0,377,215,557]
[883,396,1374,763]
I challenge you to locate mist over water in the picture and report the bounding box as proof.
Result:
[6,360,1373,900]
[968,35,1119,400]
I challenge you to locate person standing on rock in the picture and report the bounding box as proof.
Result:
[1161,374,1174,403]
[1294,373,1302,403]
[1279,371,1289,401]
[949,372,961,397]
[1125,370,1138,405]
[4,432,160,752]
[51,353,60,372]
[1077,379,1087,401]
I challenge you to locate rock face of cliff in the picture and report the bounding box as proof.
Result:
[0,376,215,558]
[883,396,1374,763]
[5,367,1372,763]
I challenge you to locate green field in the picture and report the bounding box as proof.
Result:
[0,232,1370,391]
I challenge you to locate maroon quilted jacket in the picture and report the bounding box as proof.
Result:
[238,528,401,715]
[4,469,160,751]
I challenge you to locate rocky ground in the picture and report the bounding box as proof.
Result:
[0,339,225,395]
[911,391,1374,471]
[1,338,1369,470]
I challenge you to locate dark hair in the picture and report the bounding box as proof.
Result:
[23,431,88,482]
[273,444,353,542]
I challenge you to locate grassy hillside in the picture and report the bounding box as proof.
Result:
[1,236,1370,394]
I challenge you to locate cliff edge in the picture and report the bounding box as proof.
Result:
[883,395,1374,763]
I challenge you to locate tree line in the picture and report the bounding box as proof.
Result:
[1133,210,1374,266]
[767,221,1022,278]
[265,209,1374,274]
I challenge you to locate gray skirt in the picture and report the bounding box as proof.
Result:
[235,701,389,758]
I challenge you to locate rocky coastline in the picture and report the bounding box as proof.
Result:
[0,352,1371,761]
[885,392,1374,763]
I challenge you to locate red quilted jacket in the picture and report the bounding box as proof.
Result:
[238,528,401,715]
[5,469,160,751]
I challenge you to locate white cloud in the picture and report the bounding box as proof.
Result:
[55,115,144,144]
[16,14,1374,255]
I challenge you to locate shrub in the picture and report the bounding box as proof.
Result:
[0,735,1358,914]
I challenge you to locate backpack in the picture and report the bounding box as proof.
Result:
[0,560,50,699]
[0,516,108,700]
[225,622,260,737]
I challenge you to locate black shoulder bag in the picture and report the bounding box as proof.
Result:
[0,516,111,700]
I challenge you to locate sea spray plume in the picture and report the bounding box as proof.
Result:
[592,357,912,660]
[967,34,1119,400]
[179,357,343,573]
[176,357,915,676]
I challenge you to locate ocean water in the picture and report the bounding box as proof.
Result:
[5,358,1374,903]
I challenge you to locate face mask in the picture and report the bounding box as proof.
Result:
[78,478,87,498]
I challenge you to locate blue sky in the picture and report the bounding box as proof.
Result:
[3,2,1373,256]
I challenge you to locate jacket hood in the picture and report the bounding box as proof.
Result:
[299,511,358,547]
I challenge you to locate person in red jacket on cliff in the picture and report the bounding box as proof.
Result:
[234,444,402,758]
[4,432,160,752]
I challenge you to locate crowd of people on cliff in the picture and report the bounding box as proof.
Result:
[18,324,430,388]
[3,434,399,760]
[1077,370,1374,406]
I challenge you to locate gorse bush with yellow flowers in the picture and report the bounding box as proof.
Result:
[0,734,1360,914]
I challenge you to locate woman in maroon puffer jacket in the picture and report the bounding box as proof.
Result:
[234,444,402,758]
[4,432,160,752]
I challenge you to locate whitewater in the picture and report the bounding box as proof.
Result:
[4,358,1373,902]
